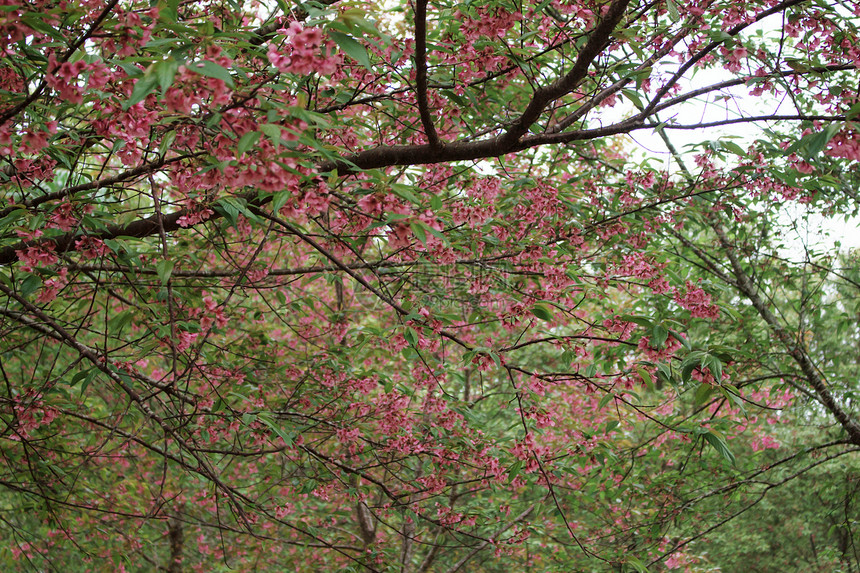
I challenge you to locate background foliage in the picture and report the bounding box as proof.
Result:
[0,0,859,570]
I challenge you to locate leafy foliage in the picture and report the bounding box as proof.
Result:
[0,0,859,571]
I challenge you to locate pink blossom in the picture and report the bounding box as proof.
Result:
[75,236,109,259]
[674,281,720,319]
[45,55,91,103]
[175,330,199,351]
[48,201,78,231]
[16,243,58,272]
[268,23,337,76]
[36,268,68,303]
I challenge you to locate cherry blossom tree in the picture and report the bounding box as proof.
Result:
[1,0,859,570]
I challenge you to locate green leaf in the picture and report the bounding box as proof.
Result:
[845,101,860,120]
[720,385,747,416]
[21,13,66,41]
[160,0,180,21]
[508,460,523,482]
[79,370,98,393]
[625,556,650,572]
[531,304,553,321]
[655,363,674,387]
[126,73,159,108]
[719,303,744,321]
[215,197,260,229]
[665,0,680,21]
[300,479,318,494]
[421,223,446,243]
[68,369,92,387]
[720,140,747,156]
[789,122,842,159]
[390,183,421,205]
[703,353,723,382]
[259,417,294,446]
[703,430,736,465]
[621,88,644,109]
[694,383,715,406]
[621,314,653,328]
[384,213,411,223]
[158,129,177,157]
[188,60,235,87]
[107,309,134,334]
[154,58,179,91]
[228,197,261,223]
[20,274,42,298]
[598,392,614,410]
[0,208,27,231]
[651,324,668,349]
[668,329,691,351]
[328,31,373,70]
[260,123,282,148]
[156,260,174,285]
[410,222,427,245]
[271,190,292,213]
[238,131,261,156]
[404,327,419,347]
[213,198,239,228]
[681,351,706,383]
[636,366,654,390]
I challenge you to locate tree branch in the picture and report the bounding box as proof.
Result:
[497,0,632,149]
[712,224,860,446]
[414,0,440,148]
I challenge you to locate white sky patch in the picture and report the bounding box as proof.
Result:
[777,205,860,262]
[591,35,860,260]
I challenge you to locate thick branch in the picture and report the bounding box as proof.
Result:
[657,114,847,130]
[650,63,855,119]
[0,121,613,267]
[549,26,690,134]
[497,0,631,149]
[712,225,860,446]
[167,513,184,573]
[0,204,193,265]
[414,0,439,148]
